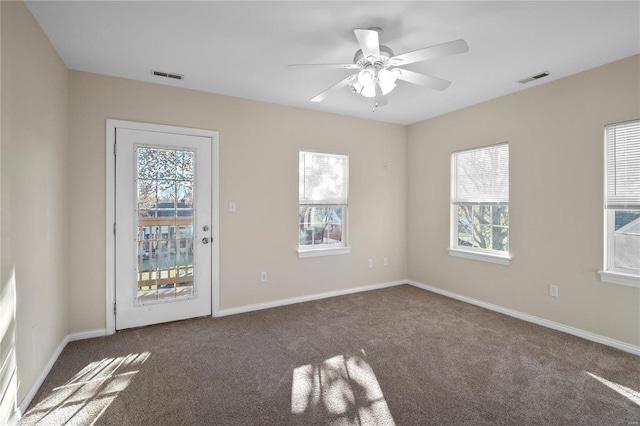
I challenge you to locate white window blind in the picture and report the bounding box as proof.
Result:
[605,120,640,209]
[453,143,509,204]
[299,151,348,205]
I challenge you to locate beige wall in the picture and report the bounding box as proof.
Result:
[68,71,408,332]
[407,55,640,347]
[1,1,69,420]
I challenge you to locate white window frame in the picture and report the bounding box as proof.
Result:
[298,150,351,258]
[449,143,511,265]
[599,119,640,288]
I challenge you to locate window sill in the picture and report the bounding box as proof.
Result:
[598,271,640,288]
[448,248,511,265]
[298,246,351,259]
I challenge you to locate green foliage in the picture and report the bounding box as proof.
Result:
[458,204,508,251]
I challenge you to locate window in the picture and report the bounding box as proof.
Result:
[298,151,350,258]
[450,143,510,264]
[600,120,640,287]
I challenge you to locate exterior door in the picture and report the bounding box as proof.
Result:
[115,128,213,330]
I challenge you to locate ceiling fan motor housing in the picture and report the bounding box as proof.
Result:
[353,45,395,67]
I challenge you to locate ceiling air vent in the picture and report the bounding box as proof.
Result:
[518,71,549,84]
[152,70,184,80]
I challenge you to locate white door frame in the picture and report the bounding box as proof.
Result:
[106,119,220,335]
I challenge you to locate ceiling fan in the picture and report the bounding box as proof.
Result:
[289,28,469,110]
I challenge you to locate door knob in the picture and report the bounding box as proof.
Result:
[202,237,210,244]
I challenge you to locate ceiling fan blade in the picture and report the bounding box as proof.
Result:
[396,69,451,91]
[390,39,469,67]
[288,63,360,70]
[354,28,380,61]
[310,74,356,102]
[374,84,388,107]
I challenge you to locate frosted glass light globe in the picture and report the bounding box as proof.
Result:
[377,68,398,95]
[357,68,376,86]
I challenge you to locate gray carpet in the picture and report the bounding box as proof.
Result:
[21,285,640,425]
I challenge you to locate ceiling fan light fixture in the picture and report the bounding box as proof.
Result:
[357,68,376,86]
[360,83,377,98]
[377,68,398,95]
[354,67,378,97]
[352,66,397,98]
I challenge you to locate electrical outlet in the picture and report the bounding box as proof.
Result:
[229,202,236,212]
[261,272,267,282]
[368,259,373,268]
[549,284,558,297]
[383,257,388,266]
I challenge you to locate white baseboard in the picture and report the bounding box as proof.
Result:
[69,328,107,342]
[10,335,70,425]
[407,280,640,356]
[10,328,107,424]
[217,280,406,317]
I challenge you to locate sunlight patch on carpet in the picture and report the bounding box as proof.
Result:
[292,350,395,425]
[20,352,150,425]
[586,372,640,406]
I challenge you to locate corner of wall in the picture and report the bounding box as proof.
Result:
[0,1,71,421]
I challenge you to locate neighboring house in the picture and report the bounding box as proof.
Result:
[142,200,193,217]
[139,200,194,259]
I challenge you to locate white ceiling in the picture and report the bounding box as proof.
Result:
[25,1,640,125]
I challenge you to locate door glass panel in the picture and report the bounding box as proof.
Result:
[136,147,195,303]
